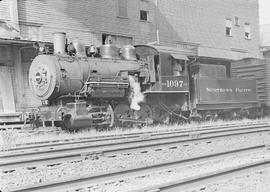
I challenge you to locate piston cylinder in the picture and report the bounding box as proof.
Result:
[63,102,92,129]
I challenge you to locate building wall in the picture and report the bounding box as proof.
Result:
[0,0,10,21]
[156,0,262,59]
[261,24,270,47]
[0,0,261,56]
[0,45,19,112]
[0,0,20,39]
[14,0,262,59]
[16,0,159,45]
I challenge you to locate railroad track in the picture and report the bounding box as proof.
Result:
[1,122,270,167]
[136,152,270,192]
[2,121,270,191]
[8,144,270,192]
[146,163,270,192]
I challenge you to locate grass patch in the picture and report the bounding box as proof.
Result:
[0,117,269,150]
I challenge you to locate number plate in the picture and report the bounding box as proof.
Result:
[161,76,188,92]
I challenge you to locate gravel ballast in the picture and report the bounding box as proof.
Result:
[2,132,270,191]
[51,149,270,192]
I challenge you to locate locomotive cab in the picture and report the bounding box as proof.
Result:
[135,45,192,123]
[135,45,189,92]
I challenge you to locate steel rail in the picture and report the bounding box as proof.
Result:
[136,156,270,192]
[1,124,270,168]
[9,145,268,192]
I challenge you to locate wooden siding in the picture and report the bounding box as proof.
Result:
[156,0,261,58]
[0,66,16,112]
[15,0,261,58]
[231,58,270,105]
[17,0,156,44]
[0,0,10,20]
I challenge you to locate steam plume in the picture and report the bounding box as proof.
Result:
[128,76,144,110]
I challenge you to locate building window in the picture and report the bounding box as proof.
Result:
[244,23,251,40]
[118,0,128,18]
[140,10,148,21]
[225,18,232,36]
[102,34,132,46]
[235,16,240,26]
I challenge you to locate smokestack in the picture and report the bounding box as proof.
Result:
[53,32,66,54]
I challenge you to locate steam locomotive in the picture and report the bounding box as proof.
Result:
[29,32,259,130]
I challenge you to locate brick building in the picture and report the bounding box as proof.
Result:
[0,0,262,120]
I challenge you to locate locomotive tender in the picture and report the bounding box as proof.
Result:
[29,32,259,130]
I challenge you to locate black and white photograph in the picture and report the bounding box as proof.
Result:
[1,0,270,191]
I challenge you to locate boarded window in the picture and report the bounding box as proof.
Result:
[225,19,232,36]
[244,23,251,39]
[118,0,128,18]
[102,34,132,47]
[140,10,148,21]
